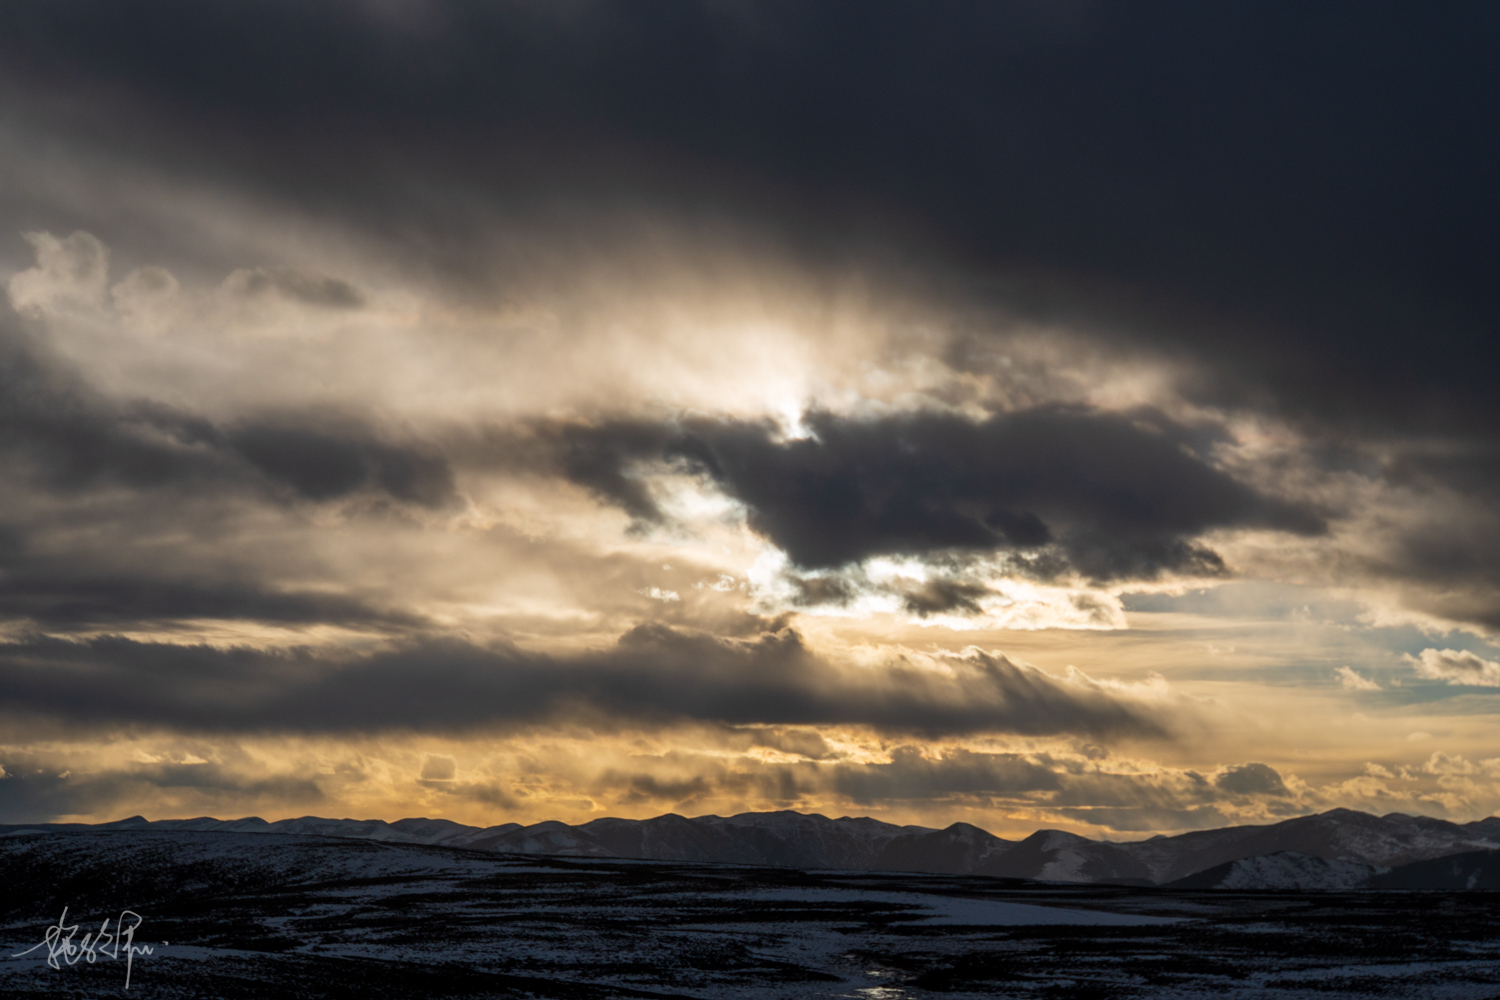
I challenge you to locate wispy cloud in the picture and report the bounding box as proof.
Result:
[1336,666,1381,692]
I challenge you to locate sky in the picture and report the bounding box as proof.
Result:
[1,1,1498,838]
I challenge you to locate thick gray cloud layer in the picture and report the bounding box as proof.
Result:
[0,572,420,632]
[526,408,1323,578]
[0,625,1168,739]
[675,408,1323,576]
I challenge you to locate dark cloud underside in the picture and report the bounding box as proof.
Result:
[0,626,1167,739]
[0,571,420,632]
[544,407,1323,578]
[679,408,1324,574]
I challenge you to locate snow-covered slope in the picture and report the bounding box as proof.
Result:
[1164,851,1381,890]
[1116,808,1500,884]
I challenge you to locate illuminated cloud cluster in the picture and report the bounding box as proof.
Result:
[0,1,1496,833]
[1409,649,1500,688]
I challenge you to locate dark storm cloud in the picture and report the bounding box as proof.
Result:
[1386,448,1500,502]
[902,580,990,618]
[0,312,217,493]
[0,307,457,633]
[0,625,1169,739]
[680,407,1322,574]
[1213,762,1291,798]
[538,407,1323,579]
[513,419,676,525]
[0,305,457,509]
[1365,495,1500,632]
[829,747,1063,805]
[227,421,457,508]
[0,568,421,632]
[1,0,1493,442]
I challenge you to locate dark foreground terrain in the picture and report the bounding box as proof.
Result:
[3,831,1499,999]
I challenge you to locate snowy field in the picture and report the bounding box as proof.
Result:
[3,830,1500,998]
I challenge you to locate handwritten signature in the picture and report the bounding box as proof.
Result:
[12,907,163,990]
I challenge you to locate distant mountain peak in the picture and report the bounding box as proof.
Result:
[5,807,1496,889]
